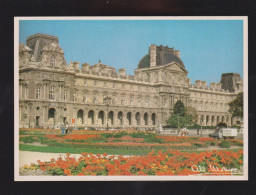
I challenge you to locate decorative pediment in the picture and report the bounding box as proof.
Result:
[41,43,64,54]
[164,62,187,72]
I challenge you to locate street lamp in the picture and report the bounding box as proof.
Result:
[103,96,112,130]
[177,113,180,130]
[200,117,203,137]
[28,102,32,128]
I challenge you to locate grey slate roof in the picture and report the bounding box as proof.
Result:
[138,51,185,69]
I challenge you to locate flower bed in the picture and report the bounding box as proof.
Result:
[19,131,243,150]
[23,150,243,176]
[108,136,145,143]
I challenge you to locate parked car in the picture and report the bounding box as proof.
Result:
[209,128,238,139]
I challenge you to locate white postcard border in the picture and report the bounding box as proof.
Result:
[14,16,248,181]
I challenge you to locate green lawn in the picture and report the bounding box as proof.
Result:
[19,144,242,156]
[19,144,153,156]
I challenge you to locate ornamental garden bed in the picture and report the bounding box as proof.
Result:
[19,130,243,153]
[21,149,244,176]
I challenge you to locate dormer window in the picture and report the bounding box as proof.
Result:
[50,56,56,67]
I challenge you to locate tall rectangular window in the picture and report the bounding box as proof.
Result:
[36,87,41,99]
[138,97,141,107]
[64,90,68,101]
[83,94,87,102]
[121,96,125,105]
[130,96,133,106]
[37,72,41,80]
[73,90,77,101]
[146,97,150,107]
[49,86,56,100]
[24,86,28,99]
[93,94,97,103]
[50,56,56,67]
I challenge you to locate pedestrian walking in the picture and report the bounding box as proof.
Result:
[65,122,69,134]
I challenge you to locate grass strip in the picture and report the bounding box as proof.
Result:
[19,144,242,156]
[19,144,152,156]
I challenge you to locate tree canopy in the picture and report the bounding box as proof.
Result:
[166,101,197,128]
[228,92,243,119]
[173,100,186,116]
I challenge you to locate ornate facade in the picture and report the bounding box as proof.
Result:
[19,33,243,129]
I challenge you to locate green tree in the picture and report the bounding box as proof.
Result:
[185,106,198,125]
[166,100,191,128]
[166,114,191,128]
[173,100,186,116]
[228,92,243,119]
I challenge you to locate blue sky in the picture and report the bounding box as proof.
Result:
[19,20,243,84]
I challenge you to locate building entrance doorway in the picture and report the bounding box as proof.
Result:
[36,116,40,127]
[63,117,67,125]
[48,108,56,126]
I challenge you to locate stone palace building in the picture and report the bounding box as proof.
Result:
[19,33,243,129]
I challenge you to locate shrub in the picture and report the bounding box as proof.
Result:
[193,142,206,148]
[217,123,227,128]
[187,124,201,129]
[209,141,218,146]
[220,141,231,148]
[20,136,36,143]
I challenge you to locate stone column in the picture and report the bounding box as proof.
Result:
[113,112,117,127]
[130,112,134,126]
[84,109,88,125]
[123,112,127,126]
[203,116,206,126]
[19,84,22,99]
[59,86,61,101]
[104,111,107,127]
[148,113,152,126]
[95,110,99,126]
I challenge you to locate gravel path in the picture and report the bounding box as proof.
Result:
[19,151,133,168]
[19,151,135,176]
[19,151,83,168]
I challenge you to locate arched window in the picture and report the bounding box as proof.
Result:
[36,87,41,99]
[50,56,56,67]
[49,86,56,100]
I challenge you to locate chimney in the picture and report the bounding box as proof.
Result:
[119,68,127,77]
[210,83,217,89]
[81,63,89,73]
[174,50,180,57]
[195,80,202,87]
[202,81,207,88]
[149,44,157,67]
[73,61,79,70]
